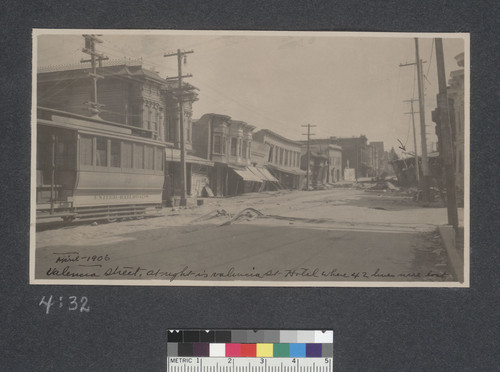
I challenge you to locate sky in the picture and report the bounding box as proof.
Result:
[35,30,466,157]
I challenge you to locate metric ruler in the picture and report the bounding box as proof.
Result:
[166,330,333,372]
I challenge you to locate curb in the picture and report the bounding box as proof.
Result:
[438,225,464,283]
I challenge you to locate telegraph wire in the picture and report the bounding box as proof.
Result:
[37,76,90,103]
[425,39,435,80]
[191,73,301,134]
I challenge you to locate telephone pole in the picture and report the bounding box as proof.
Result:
[81,34,108,116]
[301,124,316,190]
[404,98,420,183]
[414,38,431,201]
[399,38,431,201]
[434,38,459,232]
[164,49,194,207]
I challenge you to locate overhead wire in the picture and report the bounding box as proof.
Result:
[180,46,306,133]
[37,35,330,138]
[37,76,90,103]
[403,65,418,148]
[425,38,435,79]
[191,73,297,131]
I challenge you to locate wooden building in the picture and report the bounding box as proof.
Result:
[252,129,305,189]
[192,114,277,196]
[298,139,342,185]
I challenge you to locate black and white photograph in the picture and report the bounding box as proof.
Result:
[31,30,469,286]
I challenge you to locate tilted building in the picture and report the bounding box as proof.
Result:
[192,114,277,196]
[297,139,342,186]
[253,129,306,189]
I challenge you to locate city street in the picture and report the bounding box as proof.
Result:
[35,186,463,283]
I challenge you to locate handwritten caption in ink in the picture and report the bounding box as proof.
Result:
[39,295,90,314]
[45,252,450,281]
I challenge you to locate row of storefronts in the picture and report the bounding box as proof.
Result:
[38,60,394,206]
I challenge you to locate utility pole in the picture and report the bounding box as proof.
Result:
[164,49,194,207]
[301,124,316,190]
[404,98,420,183]
[414,38,431,201]
[81,34,108,116]
[399,38,430,201]
[434,38,459,232]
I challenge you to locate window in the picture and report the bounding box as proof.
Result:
[154,111,159,134]
[155,147,163,171]
[279,148,284,165]
[268,146,273,163]
[144,145,154,170]
[242,141,247,159]
[122,142,133,168]
[134,144,144,169]
[285,151,289,166]
[110,140,121,167]
[231,137,238,156]
[167,116,175,142]
[96,137,107,167]
[213,135,222,154]
[80,135,93,165]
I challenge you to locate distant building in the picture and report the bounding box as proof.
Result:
[330,136,369,180]
[297,139,342,185]
[300,151,328,188]
[368,141,385,177]
[253,129,305,189]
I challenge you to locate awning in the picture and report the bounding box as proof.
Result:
[165,148,214,166]
[247,166,266,182]
[266,164,306,176]
[252,167,279,183]
[310,151,328,159]
[230,167,263,183]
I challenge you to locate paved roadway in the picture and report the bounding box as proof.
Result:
[35,220,453,283]
[35,188,459,283]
